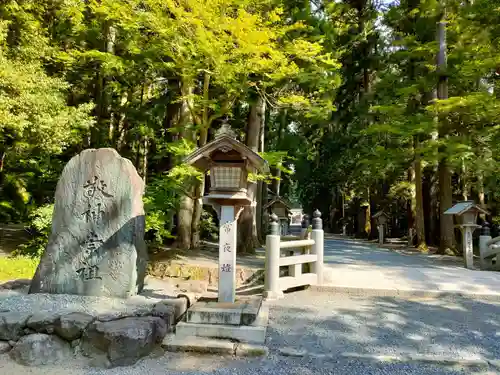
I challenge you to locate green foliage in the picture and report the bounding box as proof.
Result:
[199,209,219,242]
[13,204,54,258]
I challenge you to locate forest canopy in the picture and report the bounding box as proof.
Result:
[1,0,499,255]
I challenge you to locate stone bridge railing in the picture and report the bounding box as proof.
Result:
[479,222,500,270]
[263,210,324,300]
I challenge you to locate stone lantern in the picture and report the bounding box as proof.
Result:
[263,197,292,235]
[372,210,390,245]
[184,123,268,303]
[444,201,490,269]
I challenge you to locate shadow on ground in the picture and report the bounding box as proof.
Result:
[267,290,500,363]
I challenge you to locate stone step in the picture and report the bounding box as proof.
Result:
[185,297,262,326]
[176,305,269,344]
[162,335,268,357]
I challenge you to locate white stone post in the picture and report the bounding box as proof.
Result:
[264,213,283,300]
[218,205,237,303]
[461,225,474,270]
[311,210,324,285]
[378,224,384,245]
[479,222,493,270]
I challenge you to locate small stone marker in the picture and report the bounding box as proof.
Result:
[219,206,237,303]
[29,148,148,298]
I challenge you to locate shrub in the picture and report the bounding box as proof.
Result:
[200,208,219,242]
[13,204,54,258]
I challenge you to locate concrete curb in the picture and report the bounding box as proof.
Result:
[309,285,500,302]
[275,347,492,369]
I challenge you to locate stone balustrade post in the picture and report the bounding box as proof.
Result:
[263,213,284,300]
[311,209,324,285]
[479,221,493,270]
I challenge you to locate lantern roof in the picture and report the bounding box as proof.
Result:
[263,196,292,211]
[372,210,390,219]
[184,123,269,173]
[444,201,489,216]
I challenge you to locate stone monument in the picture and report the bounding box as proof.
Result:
[29,148,148,298]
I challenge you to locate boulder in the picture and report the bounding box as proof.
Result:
[81,316,167,367]
[27,312,60,333]
[0,341,11,353]
[151,303,175,330]
[29,148,148,298]
[0,312,31,340]
[9,334,71,366]
[54,312,94,341]
[97,305,153,322]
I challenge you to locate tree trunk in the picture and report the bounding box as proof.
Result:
[175,81,195,250]
[407,166,415,239]
[238,95,265,253]
[461,159,468,200]
[272,167,281,196]
[437,18,455,253]
[256,106,266,242]
[106,25,117,144]
[365,188,371,239]
[414,144,426,248]
[190,127,208,249]
[439,161,454,251]
[190,73,211,249]
[0,147,5,189]
[140,137,148,185]
[478,173,486,221]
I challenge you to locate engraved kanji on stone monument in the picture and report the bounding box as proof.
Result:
[29,148,148,298]
[83,176,113,199]
[81,176,113,224]
[81,231,104,258]
[77,265,102,281]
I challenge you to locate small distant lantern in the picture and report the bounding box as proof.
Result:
[372,210,390,245]
[373,211,390,226]
[445,200,490,269]
[264,197,292,236]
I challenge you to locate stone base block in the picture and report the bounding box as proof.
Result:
[176,305,268,344]
[162,335,268,357]
[186,296,262,326]
[162,335,235,355]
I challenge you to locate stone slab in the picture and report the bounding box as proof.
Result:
[176,305,268,344]
[186,296,262,326]
[161,335,235,355]
[187,306,241,325]
[241,296,262,325]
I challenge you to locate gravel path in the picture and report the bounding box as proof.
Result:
[267,290,500,361]
[2,289,500,374]
[0,352,489,375]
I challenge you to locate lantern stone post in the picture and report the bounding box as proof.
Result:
[444,201,489,269]
[184,123,268,303]
[372,211,390,245]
